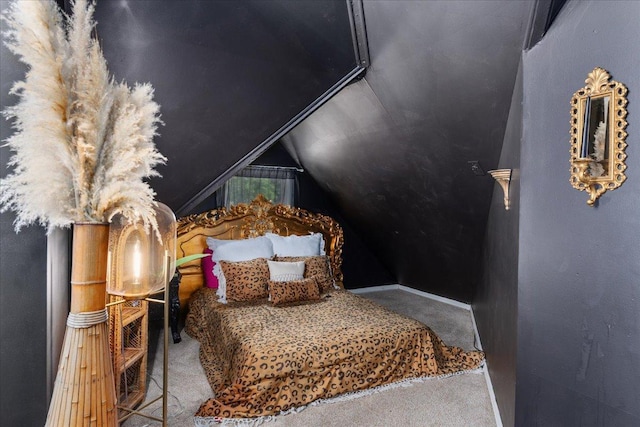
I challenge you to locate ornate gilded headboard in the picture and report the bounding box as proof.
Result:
[175,195,344,308]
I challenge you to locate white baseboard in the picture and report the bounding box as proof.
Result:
[352,284,503,427]
[350,284,471,310]
[470,310,503,427]
[469,305,483,351]
[350,284,401,294]
[482,359,503,427]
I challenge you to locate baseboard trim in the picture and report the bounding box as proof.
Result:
[350,284,471,310]
[485,363,503,427]
[469,306,483,351]
[352,284,503,427]
[350,284,400,294]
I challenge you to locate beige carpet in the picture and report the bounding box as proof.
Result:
[122,288,496,427]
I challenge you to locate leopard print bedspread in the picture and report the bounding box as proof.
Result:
[185,288,484,419]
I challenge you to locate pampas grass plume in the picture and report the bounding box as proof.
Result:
[1,0,165,233]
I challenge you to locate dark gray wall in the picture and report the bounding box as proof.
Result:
[518,1,640,425]
[283,0,530,302]
[93,0,357,212]
[474,60,522,427]
[0,216,47,426]
[0,2,49,425]
[296,169,396,288]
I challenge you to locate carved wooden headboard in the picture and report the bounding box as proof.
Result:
[175,195,344,308]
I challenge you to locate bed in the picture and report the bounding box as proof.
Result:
[177,195,484,422]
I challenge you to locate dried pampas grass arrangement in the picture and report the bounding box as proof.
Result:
[1,2,169,425]
[0,0,165,233]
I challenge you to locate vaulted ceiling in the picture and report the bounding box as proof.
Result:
[284,1,531,301]
[94,0,359,212]
[94,0,533,302]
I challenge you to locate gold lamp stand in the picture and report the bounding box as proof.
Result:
[106,202,176,426]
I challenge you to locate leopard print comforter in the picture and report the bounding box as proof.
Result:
[185,288,484,420]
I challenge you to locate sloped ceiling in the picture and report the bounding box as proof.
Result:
[93,0,532,302]
[282,1,531,301]
[93,0,358,211]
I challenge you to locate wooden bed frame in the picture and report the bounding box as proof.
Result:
[174,195,344,309]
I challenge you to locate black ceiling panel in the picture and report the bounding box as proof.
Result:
[282,0,530,302]
[93,0,357,211]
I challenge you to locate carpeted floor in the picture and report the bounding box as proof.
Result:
[122,288,496,427]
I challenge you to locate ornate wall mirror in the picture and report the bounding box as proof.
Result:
[570,67,628,206]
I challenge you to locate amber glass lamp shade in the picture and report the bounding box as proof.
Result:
[107,203,177,299]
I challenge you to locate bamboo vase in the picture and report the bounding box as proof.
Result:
[46,223,117,427]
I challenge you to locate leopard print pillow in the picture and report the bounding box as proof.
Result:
[219,258,269,302]
[275,255,334,293]
[268,276,320,306]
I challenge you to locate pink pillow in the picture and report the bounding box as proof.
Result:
[202,248,219,289]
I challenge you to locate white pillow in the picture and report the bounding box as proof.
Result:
[266,260,305,282]
[207,236,274,262]
[265,232,326,257]
[206,236,274,303]
[205,236,233,251]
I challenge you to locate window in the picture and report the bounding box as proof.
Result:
[221,165,299,207]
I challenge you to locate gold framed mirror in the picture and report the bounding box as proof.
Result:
[570,67,628,206]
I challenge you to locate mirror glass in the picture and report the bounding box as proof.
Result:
[579,95,610,178]
[570,67,627,206]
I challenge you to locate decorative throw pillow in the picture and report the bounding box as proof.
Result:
[268,276,320,306]
[266,260,305,282]
[207,236,274,303]
[219,258,270,302]
[264,232,326,257]
[201,248,218,289]
[275,255,335,293]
